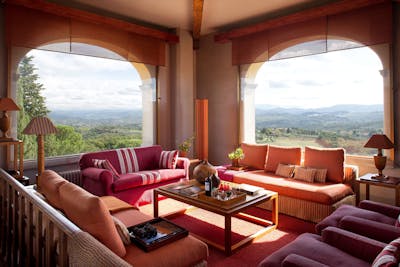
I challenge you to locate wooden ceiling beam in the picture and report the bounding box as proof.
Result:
[214,0,389,43]
[5,0,179,43]
[193,0,204,49]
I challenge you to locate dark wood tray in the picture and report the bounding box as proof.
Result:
[197,190,246,206]
[128,217,188,252]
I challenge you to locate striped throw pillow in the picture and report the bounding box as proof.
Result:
[112,216,131,245]
[372,237,400,267]
[395,214,400,227]
[116,148,139,174]
[93,159,120,180]
[159,150,179,169]
[314,168,328,183]
[293,166,316,183]
[275,163,295,178]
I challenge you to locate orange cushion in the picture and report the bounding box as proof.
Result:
[38,170,68,209]
[304,146,345,183]
[265,145,301,172]
[240,143,269,170]
[123,235,208,267]
[233,170,353,205]
[59,182,126,257]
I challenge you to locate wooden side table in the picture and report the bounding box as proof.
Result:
[355,173,400,206]
[0,139,24,180]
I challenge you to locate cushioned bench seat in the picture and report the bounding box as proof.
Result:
[218,143,357,223]
[110,208,208,267]
[39,170,208,267]
[112,169,186,192]
[234,170,354,205]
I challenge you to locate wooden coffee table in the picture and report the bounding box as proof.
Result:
[153,180,278,255]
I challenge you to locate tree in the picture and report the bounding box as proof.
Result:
[17,56,49,159]
[45,125,84,156]
[17,56,49,118]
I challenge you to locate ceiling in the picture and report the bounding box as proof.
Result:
[49,0,338,36]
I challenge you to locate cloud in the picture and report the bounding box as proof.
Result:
[254,46,383,108]
[24,49,147,111]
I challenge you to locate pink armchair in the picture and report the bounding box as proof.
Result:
[316,200,400,243]
[259,227,387,267]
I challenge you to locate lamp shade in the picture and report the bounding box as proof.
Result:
[0,97,20,111]
[364,134,394,149]
[23,117,57,135]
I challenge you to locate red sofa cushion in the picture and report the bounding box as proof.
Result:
[233,170,353,205]
[59,182,126,257]
[265,145,301,172]
[240,143,269,170]
[79,145,163,173]
[316,204,397,234]
[112,169,185,192]
[304,146,345,183]
[259,233,370,267]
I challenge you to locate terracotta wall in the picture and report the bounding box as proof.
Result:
[196,35,238,165]
[394,2,400,167]
[169,29,195,156]
[0,5,6,168]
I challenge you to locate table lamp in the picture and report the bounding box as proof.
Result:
[364,134,394,179]
[0,97,20,141]
[22,117,57,187]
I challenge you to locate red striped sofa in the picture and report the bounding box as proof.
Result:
[218,143,358,223]
[79,145,190,206]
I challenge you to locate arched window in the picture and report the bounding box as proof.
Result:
[14,44,156,160]
[241,40,388,156]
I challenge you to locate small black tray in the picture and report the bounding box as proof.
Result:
[128,217,188,252]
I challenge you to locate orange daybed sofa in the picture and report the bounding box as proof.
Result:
[0,169,208,267]
[218,143,358,223]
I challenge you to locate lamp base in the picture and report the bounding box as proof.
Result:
[371,174,388,180]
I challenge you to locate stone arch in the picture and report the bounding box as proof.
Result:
[9,38,156,144]
[9,39,153,91]
[240,39,390,150]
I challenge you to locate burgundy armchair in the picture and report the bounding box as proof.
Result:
[316,200,400,243]
[259,227,387,267]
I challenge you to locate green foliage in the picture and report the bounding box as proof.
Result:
[256,126,381,156]
[17,56,50,159]
[45,125,85,156]
[17,56,49,118]
[228,147,244,160]
[178,136,194,152]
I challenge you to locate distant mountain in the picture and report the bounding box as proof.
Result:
[255,104,383,131]
[49,109,142,126]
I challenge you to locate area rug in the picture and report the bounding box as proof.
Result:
[139,198,316,267]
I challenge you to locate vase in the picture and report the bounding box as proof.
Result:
[232,158,240,167]
[179,150,188,157]
[193,160,217,184]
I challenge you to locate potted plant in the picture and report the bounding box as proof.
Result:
[178,136,194,157]
[228,147,244,167]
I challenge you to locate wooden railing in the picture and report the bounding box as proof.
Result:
[0,169,133,267]
[0,169,71,266]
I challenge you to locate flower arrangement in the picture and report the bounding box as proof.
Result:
[228,147,244,160]
[178,136,195,153]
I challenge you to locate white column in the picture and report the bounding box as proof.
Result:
[240,79,258,143]
[140,78,156,146]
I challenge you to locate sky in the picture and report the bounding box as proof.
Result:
[254,46,384,108]
[27,48,143,111]
[26,43,384,111]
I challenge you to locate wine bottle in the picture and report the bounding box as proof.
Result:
[205,175,211,196]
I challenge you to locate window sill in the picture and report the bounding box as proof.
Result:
[24,154,81,170]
